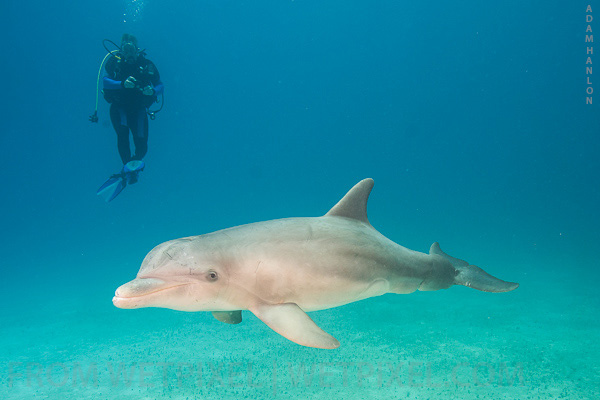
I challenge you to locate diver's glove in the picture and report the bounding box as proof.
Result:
[123,76,137,89]
[142,85,155,96]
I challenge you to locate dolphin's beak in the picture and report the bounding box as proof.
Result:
[112,277,189,309]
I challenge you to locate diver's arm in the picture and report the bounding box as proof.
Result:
[104,76,138,90]
[145,59,164,95]
[103,76,123,90]
[153,81,164,96]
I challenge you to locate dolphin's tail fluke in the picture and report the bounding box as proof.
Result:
[429,242,519,293]
[454,264,519,292]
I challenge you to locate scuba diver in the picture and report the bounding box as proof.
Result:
[91,33,164,202]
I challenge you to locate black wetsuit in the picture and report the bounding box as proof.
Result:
[103,56,164,164]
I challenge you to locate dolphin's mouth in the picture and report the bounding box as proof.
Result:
[112,277,190,308]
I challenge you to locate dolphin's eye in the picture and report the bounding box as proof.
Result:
[207,270,219,282]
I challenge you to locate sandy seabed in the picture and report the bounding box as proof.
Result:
[1,265,598,400]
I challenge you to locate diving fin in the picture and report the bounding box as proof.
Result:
[97,175,127,202]
[97,160,145,202]
[122,160,145,185]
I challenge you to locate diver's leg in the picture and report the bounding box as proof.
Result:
[129,107,149,161]
[110,104,132,164]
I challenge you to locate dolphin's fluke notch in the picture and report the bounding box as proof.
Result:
[429,242,519,293]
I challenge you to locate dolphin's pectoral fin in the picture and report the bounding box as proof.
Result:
[250,303,340,349]
[212,311,242,324]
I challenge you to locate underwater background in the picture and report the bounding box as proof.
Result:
[2,0,599,398]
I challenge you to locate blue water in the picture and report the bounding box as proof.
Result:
[2,0,599,398]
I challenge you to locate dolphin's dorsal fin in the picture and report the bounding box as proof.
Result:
[325,178,374,226]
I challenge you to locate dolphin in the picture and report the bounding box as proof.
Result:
[113,179,518,349]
